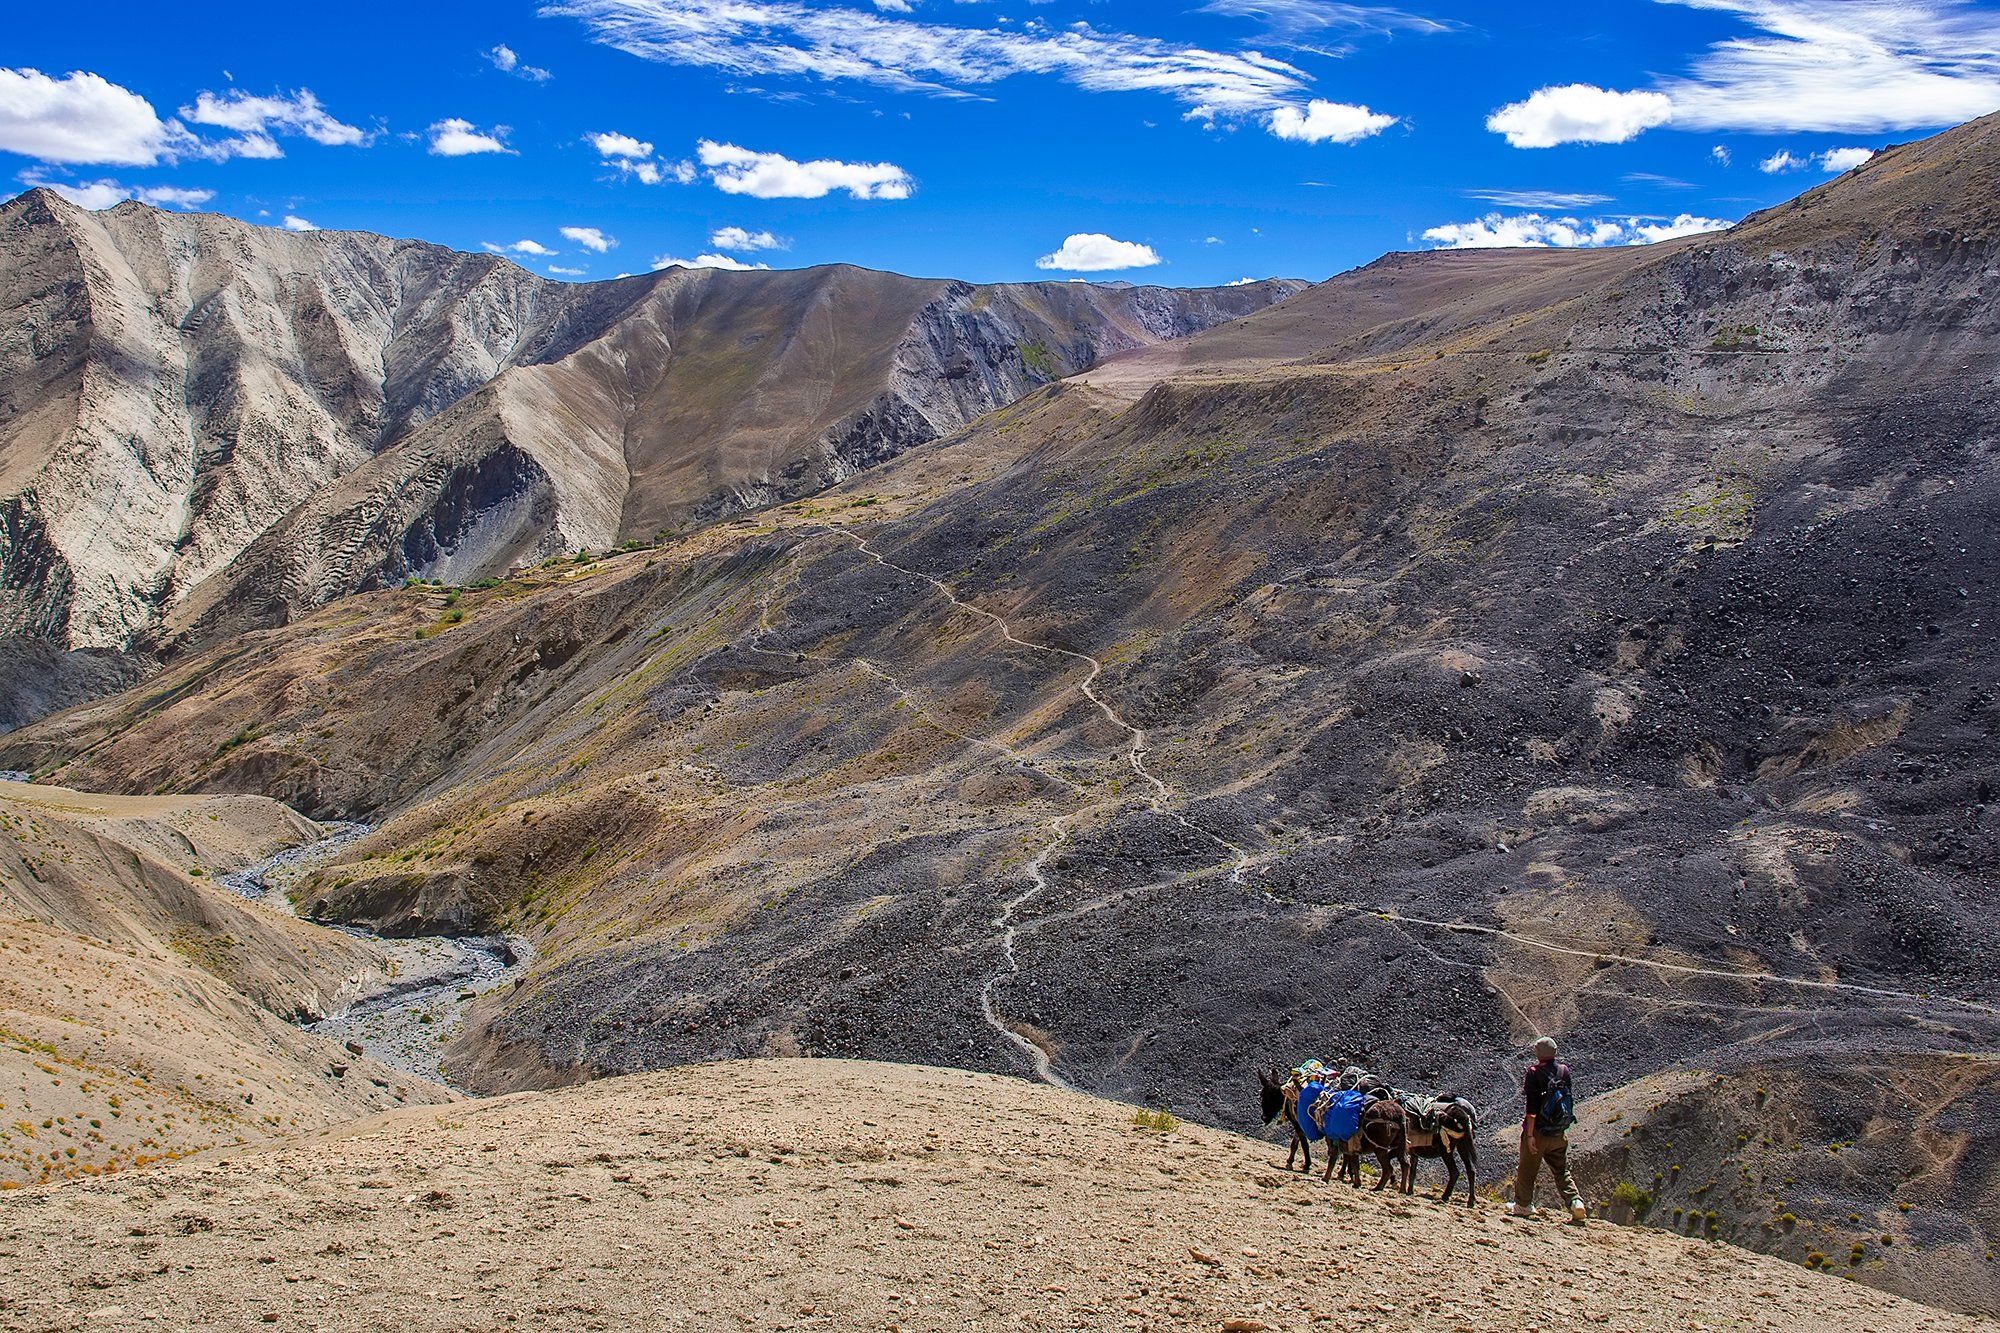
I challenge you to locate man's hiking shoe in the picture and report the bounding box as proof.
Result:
[1569,1200,1588,1224]
[1507,1203,1534,1218]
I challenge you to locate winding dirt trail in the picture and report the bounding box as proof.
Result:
[831,526,1255,1083]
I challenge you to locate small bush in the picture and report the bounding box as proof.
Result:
[1610,1181,1654,1214]
[1131,1109,1178,1133]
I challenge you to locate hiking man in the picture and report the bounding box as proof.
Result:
[1510,1035,1586,1223]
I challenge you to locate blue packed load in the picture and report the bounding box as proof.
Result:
[1292,1080,1329,1142]
[1307,1088,1367,1144]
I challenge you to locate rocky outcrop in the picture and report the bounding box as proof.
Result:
[0,190,1300,666]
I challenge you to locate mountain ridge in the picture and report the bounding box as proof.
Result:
[0,185,1301,696]
[5,115,2000,1314]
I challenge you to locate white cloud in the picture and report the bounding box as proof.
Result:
[1466,188,1613,209]
[588,130,653,159]
[1629,213,1733,243]
[179,89,366,159]
[1226,276,1259,285]
[1658,0,2000,134]
[20,173,213,210]
[488,44,553,81]
[282,213,317,230]
[1711,144,1732,165]
[1819,145,1875,171]
[548,264,587,275]
[1036,233,1164,272]
[1759,149,1804,173]
[709,225,786,251]
[560,225,616,252]
[1422,211,1730,249]
[1197,1,1454,41]
[652,252,771,271]
[697,140,912,199]
[1267,99,1396,144]
[429,118,513,156]
[483,239,558,256]
[545,0,1327,132]
[0,68,182,166]
[587,130,696,185]
[1487,84,1674,148]
[874,0,913,10]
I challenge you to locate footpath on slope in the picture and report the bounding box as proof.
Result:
[832,527,1252,1087]
[0,1059,1985,1333]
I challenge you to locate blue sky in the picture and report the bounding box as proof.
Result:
[6,1,1999,286]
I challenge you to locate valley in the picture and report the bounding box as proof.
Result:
[2,110,1999,1320]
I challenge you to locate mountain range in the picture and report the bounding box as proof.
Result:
[2,111,1998,1316]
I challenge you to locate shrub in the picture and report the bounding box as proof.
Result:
[1611,1181,1654,1214]
[1131,1109,1178,1133]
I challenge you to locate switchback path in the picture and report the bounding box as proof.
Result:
[831,526,1253,1084]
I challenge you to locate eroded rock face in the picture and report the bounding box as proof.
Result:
[0,189,1299,664]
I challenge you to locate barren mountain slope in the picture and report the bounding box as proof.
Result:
[0,185,1297,678]
[1078,244,1670,398]
[0,781,449,1184]
[9,115,2000,1311]
[163,266,1301,649]
[0,1059,1986,1333]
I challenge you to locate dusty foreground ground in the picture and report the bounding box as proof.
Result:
[0,1061,1988,1333]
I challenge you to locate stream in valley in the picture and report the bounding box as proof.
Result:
[219,824,529,1089]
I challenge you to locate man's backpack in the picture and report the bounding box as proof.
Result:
[1538,1062,1575,1134]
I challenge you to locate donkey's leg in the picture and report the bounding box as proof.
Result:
[1460,1140,1477,1209]
[1441,1148,1458,1204]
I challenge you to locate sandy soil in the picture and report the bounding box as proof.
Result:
[0,1059,1988,1333]
[0,782,452,1184]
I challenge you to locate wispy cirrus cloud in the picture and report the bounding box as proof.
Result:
[1659,0,2000,134]
[1421,211,1731,249]
[1488,1,2000,148]
[1465,188,1614,210]
[1197,0,1454,48]
[540,0,1392,144]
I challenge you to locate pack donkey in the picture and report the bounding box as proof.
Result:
[1401,1094,1479,1206]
